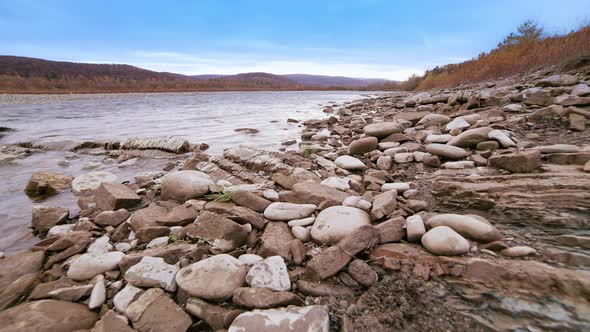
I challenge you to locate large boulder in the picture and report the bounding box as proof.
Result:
[0,251,44,294]
[185,211,248,252]
[228,305,329,332]
[263,202,316,221]
[536,74,578,87]
[175,254,246,301]
[447,127,494,148]
[124,288,192,332]
[348,137,378,155]
[160,170,213,202]
[282,182,350,206]
[421,226,470,256]
[67,252,125,281]
[426,214,502,243]
[245,256,291,291]
[72,171,117,195]
[25,172,72,199]
[334,155,367,170]
[363,122,402,138]
[0,300,98,332]
[31,206,69,233]
[94,182,141,211]
[425,144,471,160]
[417,114,451,127]
[311,206,371,244]
[489,150,541,173]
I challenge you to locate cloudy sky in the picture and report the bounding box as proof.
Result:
[1,0,589,80]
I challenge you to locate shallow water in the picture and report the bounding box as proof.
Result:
[0,91,372,153]
[0,91,371,253]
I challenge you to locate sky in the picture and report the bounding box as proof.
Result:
[0,0,589,80]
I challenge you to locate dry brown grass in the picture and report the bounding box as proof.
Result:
[414,24,590,91]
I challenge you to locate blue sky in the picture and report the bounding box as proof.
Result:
[1,0,589,80]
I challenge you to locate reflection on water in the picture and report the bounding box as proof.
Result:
[0,91,371,253]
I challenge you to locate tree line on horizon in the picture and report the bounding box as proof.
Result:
[1,20,589,93]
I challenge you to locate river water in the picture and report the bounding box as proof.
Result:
[0,91,372,253]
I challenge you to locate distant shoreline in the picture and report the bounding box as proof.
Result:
[0,89,389,96]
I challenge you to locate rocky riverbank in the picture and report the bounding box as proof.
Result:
[0,59,589,332]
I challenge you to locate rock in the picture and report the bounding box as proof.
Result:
[160,170,213,202]
[185,298,243,330]
[94,209,130,227]
[502,103,523,112]
[311,206,371,245]
[72,171,118,194]
[122,136,190,153]
[363,122,401,138]
[47,284,93,301]
[376,155,392,170]
[334,155,367,170]
[67,251,125,281]
[417,114,451,127]
[136,226,170,243]
[584,160,590,172]
[246,256,291,291]
[231,190,272,213]
[285,182,350,205]
[534,144,580,154]
[381,182,410,193]
[125,288,192,332]
[476,140,500,151]
[175,254,246,301]
[25,172,72,199]
[570,113,586,131]
[292,226,311,242]
[448,127,493,148]
[488,130,515,148]
[185,211,248,252]
[445,117,471,131]
[423,155,441,167]
[425,134,453,144]
[129,204,168,231]
[375,217,405,243]
[523,87,554,106]
[441,161,475,169]
[427,213,501,243]
[406,215,425,242]
[87,235,113,254]
[113,284,143,313]
[0,251,44,293]
[124,256,178,291]
[296,280,355,298]
[0,272,39,310]
[259,222,295,260]
[425,143,471,160]
[421,226,470,256]
[263,189,280,201]
[232,287,302,309]
[320,177,350,191]
[501,246,537,257]
[95,182,141,211]
[91,310,135,332]
[88,279,106,309]
[489,150,541,173]
[347,259,377,287]
[305,246,351,279]
[291,239,307,265]
[536,74,578,87]
[371,190,397,220]
[393,152,414,163]
[31,206,69,233]
[342,196,372,211]
[0,300,98,331]
[228,305,330,332]
[263,202,316,221]
[47,223,75,236]
[287,217,315,227]
[155,203,197,226]
[239,254,264,266]
[572,83,590,96]
[349,137,378,155]
[146,236,169,248]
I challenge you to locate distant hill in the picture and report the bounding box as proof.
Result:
[284,74,390,87]
[0,55,393,93]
